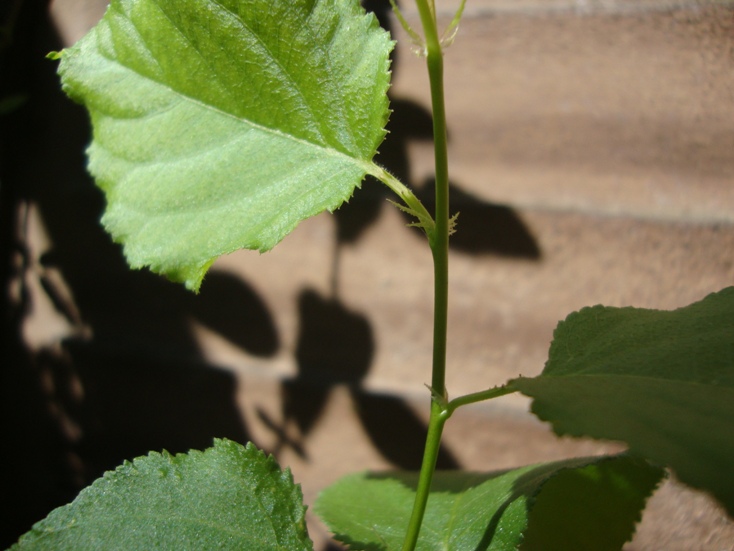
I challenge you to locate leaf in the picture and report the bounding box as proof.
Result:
[510,287,734,516]
[10,439,314,551]
[315,454,663,551]
[518,456,664,551]
[58,0,394,291]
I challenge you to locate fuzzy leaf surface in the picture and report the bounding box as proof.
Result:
[58,0,393,290]
[315,454,663,551]
[11,439,313,550]
[511,287,734,516]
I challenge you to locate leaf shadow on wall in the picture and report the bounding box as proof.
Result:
[262,288,459,471]
[56,269,279,473]
[412,178,542,259]
[30,205,279,466]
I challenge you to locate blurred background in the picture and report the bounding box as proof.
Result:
[2,0,733,548]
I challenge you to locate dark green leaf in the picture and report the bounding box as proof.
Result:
[58,0,393,290]
[315,454,663,550]
[511,287,734,516]
[519,456,664,550]
[11,439,313,550]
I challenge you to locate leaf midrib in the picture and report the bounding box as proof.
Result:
[206,0,360,155]
[120,0,364,163]
[92,41,374,174]
[152,0,327,149]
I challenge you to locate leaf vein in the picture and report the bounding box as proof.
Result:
[204,0,330,146]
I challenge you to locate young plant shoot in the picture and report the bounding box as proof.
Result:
[11,0,733,549]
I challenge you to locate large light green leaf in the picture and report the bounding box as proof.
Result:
[58,0,393,290]
[315,454,663,551]
[510,287,734,516]
[10,439,313,550]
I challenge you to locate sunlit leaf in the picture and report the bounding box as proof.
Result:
[58,0,393,290]
[11,440,313,550]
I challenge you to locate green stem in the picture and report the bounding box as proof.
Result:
[401,400,450,551]
[401,2,452,550]
[401,385,519,551]
[418,0,450,403]
[447,385,518,415]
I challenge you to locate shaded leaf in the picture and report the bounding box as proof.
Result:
[11,439,313,550]
[519,456,664,551]
[511,287,734,516]
[315,454,663,550]
[58,0,393,290]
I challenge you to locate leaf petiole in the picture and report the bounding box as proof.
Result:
[370,164,436,241]
[389,0,425,53]
[439,0,468,49]
[446,384,518,415]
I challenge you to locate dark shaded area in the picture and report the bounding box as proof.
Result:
[1,2,77,546]
[295,289,374,385]
[275,288,459,470]
[275,288,375,450]
[0,4,276,547]
[191,271,280,357]
[415,179,542,259]
[334,183,387,245]
[0,350,76,551]
[353,391,459,470]
[68,341,251,478]
[281,382,331,450]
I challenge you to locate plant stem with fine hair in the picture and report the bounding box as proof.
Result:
[401,1,451,549]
